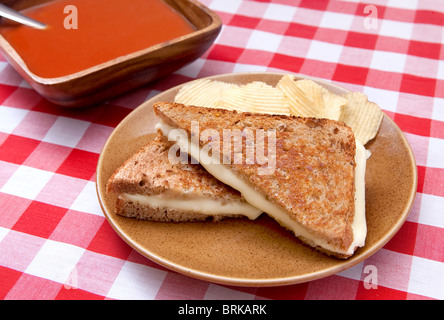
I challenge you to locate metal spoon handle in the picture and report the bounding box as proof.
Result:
[0,3,46,29]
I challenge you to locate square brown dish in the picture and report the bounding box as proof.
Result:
[0,0,222,107]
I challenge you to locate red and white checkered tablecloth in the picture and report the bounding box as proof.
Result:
[0,0,443,300]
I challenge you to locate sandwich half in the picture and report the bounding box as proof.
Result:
[106,132,263,222]
[153,102,367,258]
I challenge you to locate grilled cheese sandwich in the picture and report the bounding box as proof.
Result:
[154,102,367,258]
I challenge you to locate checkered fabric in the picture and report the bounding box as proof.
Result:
[0,0,443,300]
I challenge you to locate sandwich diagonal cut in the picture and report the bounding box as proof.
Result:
[106,132,263,222]
[153,102,367,258]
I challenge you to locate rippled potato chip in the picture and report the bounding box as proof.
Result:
[277,74,323,118]
[323,91,347,121]
[175,79,238,109]
[220,81,291,115]
[294,79,346,121]
[339,92,383,145]
[277,75,347,121]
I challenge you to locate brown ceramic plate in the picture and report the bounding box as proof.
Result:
[96,72,417,287]
[0,0,221,107]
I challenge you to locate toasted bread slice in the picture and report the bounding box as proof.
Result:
[106,132,263,222]
[153,102,367,258]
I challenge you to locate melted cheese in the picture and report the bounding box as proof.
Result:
[121,193,263,220]
[156,122,367,256]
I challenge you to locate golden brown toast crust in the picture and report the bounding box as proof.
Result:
[154,102,356,255]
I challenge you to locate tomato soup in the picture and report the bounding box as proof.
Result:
[0,0,195,78]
